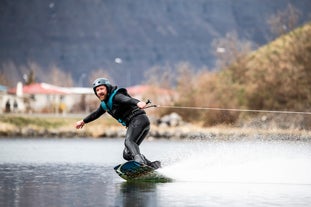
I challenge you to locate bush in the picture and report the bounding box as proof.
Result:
[173,22,311,127]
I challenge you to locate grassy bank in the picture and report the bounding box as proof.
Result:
[0,113,310,141]
[0,113,121,138]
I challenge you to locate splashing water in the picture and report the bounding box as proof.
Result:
[159,141,311,184]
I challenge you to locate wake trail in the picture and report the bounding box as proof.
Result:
[158,141,311,184]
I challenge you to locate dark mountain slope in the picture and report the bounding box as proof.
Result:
[0,0,310,86]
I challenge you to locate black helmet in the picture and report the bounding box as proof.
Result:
[92,78,111,95]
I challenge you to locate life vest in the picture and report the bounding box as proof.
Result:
[100,88,126,126]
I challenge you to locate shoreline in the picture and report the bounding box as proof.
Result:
[0,114,310,141]
[1,122,310,141]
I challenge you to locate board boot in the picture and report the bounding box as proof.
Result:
[134,154,161,169]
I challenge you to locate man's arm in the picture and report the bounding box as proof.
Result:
[75,106,105,129]
[114,93,147,109]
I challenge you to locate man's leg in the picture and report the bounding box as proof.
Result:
[124,114,150,164]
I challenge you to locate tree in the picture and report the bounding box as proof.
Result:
[20,61,44,85]
[144,65,175,89]
[89,68,112,86]
[267,4,301,38]
[0,71,8,86]
[212,31,254,71]
[0,61,21,87]
[47,65,73,87]
[24,69,35,85]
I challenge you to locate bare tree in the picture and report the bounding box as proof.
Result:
[144,65,175,89]
[212,31,254,70]
[0,61,20,86]
[20,61,44,85]
[47,65,73,87]
[0,70,9,86]
[267,4,301,37]
[89,68,112,86]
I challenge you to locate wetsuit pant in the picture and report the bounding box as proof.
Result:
[123,114,150,161]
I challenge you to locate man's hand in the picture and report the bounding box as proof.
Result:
[137,101,147,109]
[75,120,85,129]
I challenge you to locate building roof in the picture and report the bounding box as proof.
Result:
[7,83,172,96]
[62,87,93,94]
[8,83,68,95]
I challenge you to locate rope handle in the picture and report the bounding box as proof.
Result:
[144,99,158,109]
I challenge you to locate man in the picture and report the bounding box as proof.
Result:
[75,78,160,169]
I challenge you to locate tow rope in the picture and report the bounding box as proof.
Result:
[145,100,311,115]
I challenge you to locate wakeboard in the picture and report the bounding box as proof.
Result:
[114,160,172,183]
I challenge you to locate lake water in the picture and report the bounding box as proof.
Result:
[1,137,311,207]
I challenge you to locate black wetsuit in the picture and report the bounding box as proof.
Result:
[83,87,150,162]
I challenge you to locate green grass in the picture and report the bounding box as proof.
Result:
[0,114,119,129]
[0,115,67,128]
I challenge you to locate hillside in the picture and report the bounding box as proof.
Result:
[169,22,311,128]
[1,0,311,86]
[242,22,311,112]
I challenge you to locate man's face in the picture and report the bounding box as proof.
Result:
[95,85,108,101]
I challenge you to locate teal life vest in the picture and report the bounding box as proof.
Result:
[100,88,126,126]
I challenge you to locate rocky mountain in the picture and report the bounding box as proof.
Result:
[0,0,310,87]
